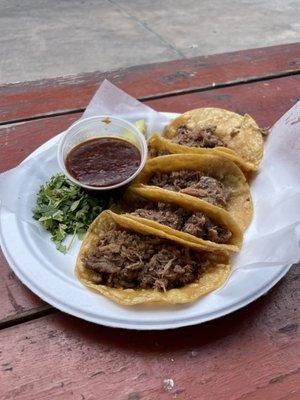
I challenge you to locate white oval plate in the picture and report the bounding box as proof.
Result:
[0,112,291,330]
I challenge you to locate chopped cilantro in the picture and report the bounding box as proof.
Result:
[33,174,111,253]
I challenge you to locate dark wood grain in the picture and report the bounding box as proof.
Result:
[0,43,299,124]
[0,265,299,400]
[0,74,299,325]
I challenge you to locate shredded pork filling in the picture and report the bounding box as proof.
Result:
[83,226,204,290]
[133,202,231,243]
[171,125,226,148]
[149,170,229,208]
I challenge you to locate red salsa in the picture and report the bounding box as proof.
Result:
[66,137,141,187]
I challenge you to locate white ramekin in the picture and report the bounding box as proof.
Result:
[57,115,148,191]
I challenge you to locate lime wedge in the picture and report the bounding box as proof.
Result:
[134,119,147,135]
[122,119,147,144]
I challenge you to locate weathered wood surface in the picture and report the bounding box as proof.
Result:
[0,74,300,325]
[0,43,299,124]
[0,44,299,399]
[0,265,299,400]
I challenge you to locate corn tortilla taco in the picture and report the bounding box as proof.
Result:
[132,154,252,231]
[121,186,243,252]
[162,108,264,171]
[75,210,231,305]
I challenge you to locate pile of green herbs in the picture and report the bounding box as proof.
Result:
[33,174,113,253]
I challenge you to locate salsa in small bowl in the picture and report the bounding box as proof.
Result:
[57,116,148,192]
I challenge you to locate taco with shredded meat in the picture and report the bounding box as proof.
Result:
[132,154,252,231]
[75,210,230,305]
[120,186,243,252]
[160,108,263,171]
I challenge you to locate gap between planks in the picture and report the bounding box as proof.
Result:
[0,305,57,330]
[0,68,299,127]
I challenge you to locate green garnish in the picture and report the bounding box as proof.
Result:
[33,174,110,253]
[134,119,147,135]
[122,119,147,144]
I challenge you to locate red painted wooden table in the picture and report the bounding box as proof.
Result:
[0,43,299,400]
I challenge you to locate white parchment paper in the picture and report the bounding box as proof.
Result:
[0,80,300,272]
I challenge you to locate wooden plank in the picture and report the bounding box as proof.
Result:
[0,75,299,324]
[147,75,300,128]
[0,265,298,400]
[0,43,299,124]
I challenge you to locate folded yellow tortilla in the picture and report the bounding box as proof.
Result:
[148,132,242,161]
[75,210,231,305]
[162,108,264,171]
[123,186,243,252]
[132,154,252,231]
